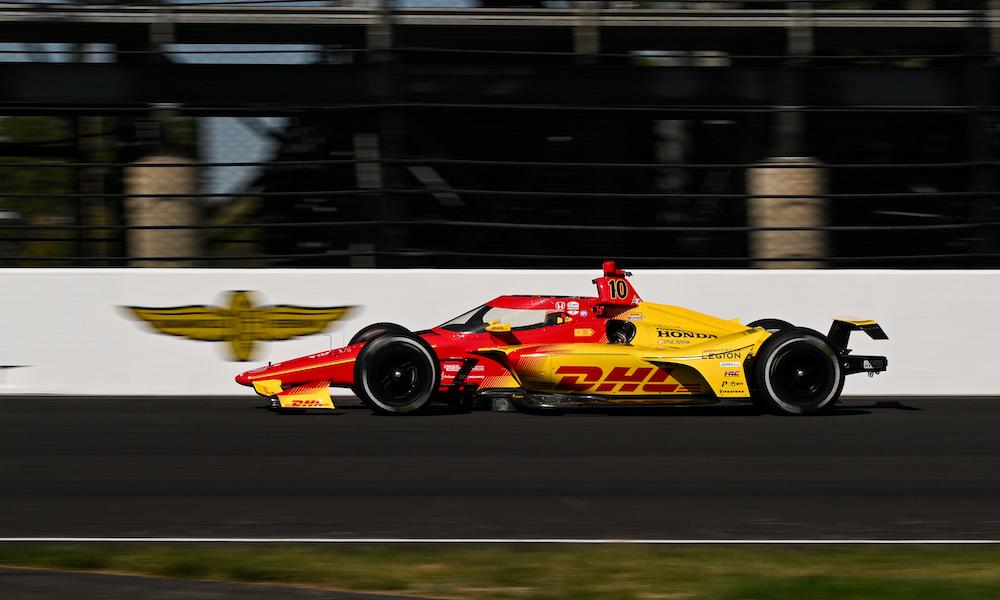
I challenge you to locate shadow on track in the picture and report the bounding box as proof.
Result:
[253,403,472,417]
[528,399,923,417]
[867,399,923,411]
[249,399,922,417]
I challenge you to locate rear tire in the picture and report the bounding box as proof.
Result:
[751,328,844,415]
[354,332,439,415]
[747,318,794,333]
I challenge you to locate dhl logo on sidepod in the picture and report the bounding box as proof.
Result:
[553,366,698,394]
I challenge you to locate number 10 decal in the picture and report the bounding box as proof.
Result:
[608,279,628,299]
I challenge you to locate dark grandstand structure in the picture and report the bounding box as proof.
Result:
[0,1,997,267]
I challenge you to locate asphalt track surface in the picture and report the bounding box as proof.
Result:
[0,396,998,540]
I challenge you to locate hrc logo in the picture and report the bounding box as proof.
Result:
[553,365,699,394]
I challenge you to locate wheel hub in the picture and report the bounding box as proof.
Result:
[770,343,836,405]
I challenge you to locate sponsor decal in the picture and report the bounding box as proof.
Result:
[552,365,699,394]
[705,351,741,360]
[701,346,752,360]
[567,301,580,316]
[580,310,588,317]
[724,370,741,377]
[555,301,566,311]
[720,361,740,367]
[574,328,595,337]
[721,380,745,388]
[657,329,718,339]
[445,363,485,375]
[125,291,353,361]
[288,399,324,407]
[657,339,687,346]
[627,314,644,321]
[863,359,873,370]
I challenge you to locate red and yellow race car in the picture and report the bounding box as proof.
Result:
[235,262,887,415]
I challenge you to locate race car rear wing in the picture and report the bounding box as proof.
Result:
[593,260,642,306]
[828,318,888,351]
[828,319,888,376]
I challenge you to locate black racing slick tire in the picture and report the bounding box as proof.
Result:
[354,332,440,415]
[349,322,410,346]
[747,318,795,333]
[349,323,412,399]
[751,328,844,415]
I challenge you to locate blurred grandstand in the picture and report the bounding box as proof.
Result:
[0,0,997,268]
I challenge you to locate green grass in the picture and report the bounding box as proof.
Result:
[1,544,1000,599]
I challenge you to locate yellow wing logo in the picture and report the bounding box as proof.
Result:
[126,291,353,361]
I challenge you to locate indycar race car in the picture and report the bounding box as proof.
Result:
[235,262,888,415]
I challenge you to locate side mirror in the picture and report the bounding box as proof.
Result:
[485,321,512,333]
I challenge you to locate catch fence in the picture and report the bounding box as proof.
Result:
[0,1,998,267]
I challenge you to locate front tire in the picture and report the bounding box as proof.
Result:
[751,328,844,415]
[354,333,439,415]
[349,322,410,346]
[349,323,413,399]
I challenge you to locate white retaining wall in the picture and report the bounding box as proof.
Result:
[0,269,992,396]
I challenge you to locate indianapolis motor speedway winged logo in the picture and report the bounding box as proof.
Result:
[126,291,353,361]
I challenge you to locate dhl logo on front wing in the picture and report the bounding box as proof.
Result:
[288,399,324,407]
[553,366,699,394]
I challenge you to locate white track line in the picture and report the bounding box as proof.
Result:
[0,538,999,544]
